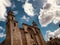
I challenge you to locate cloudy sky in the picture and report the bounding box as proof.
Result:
[0,0,60,43]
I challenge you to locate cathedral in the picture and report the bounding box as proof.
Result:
[0,10,47,45]
[0,10,60,45]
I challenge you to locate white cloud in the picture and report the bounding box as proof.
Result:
[0,26,6,38]
[0,0,11,21]
[21,15,30,22]
[22,0,35,16]
[46,28,60,41]
[17,0,20,1]
[0,26,5,32]
[0,26,4,30]
[13,11,18,15]
[57,34,60,38]
[12,3,16,9]
[38,0,60,27]
[0,33,6,38]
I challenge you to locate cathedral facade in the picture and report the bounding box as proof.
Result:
[0,11,46,45]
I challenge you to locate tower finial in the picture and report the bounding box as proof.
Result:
[32,20,37,27]
[8,10,14,15]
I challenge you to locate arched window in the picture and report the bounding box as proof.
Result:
[14,23,16,27]
[27,27,34,39]
[12,17,14,20]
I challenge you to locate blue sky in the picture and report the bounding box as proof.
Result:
[0,0,60,43]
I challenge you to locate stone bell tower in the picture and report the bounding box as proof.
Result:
[5,10,21,45]
[32,21,47,45]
